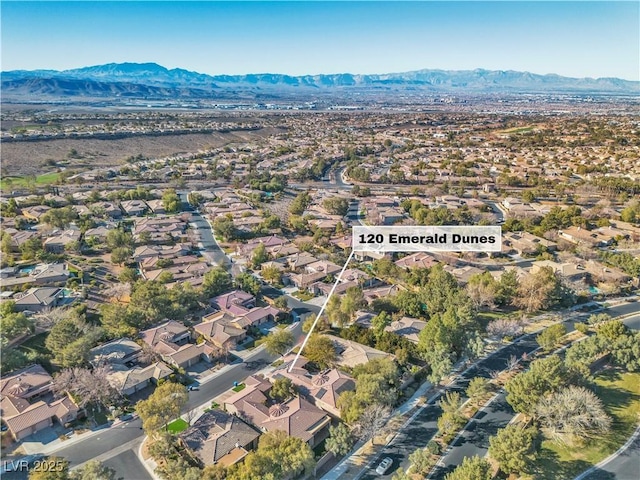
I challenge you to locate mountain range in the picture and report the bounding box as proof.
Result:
[2,62,638,100]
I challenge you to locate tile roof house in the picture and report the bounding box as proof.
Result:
[43,228,82,253]
[179,410,260,467]
[12,287,65,312]
[0,365,79,441]
[224,375,330,447]
[385,317,427,344]
[107,362,173,396]
[194,312,247,350]
[395,252,439,270]
[120,200,148,217]
[325,335,394,369]
[269,356,356,418]
[89,338,142,367]
[140,321,212,369]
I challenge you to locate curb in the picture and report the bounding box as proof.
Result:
[573,424,640,480]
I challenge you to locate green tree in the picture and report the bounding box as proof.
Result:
[444,456,492,480]
[536,323,567,351]
[161,189,181,213]
[212,216,237,241]
[111,247,132,266]
[620,200,640,224]
[304,334,337,368]
[263,329,294,356]
[41,207,78,229]
[289,192,312,215]
[28,458,70,480]
[228,430,315,480]
[496,269,519,306]
[136,382,188,434]
[409,448,436,475]
[202,267,233,298]
[261,265,282,286]
[105,229,133,251]
[234,272,262,296]
[371,311,392,337]
[505,355,568,415]
[274,296,289,310]
[69,460,116,480]
[323,196,350,216]
[118,267,139,284]
[466,377,490,406]
[251,243,269,267]
[270,377,297,402]
[595,320,628,341]
[326,422,354,456]
[488,425,539,475]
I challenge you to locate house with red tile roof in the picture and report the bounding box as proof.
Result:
[0,365,79,441]
[224,375,331,447]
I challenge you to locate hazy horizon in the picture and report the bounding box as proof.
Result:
[2,1,638,81]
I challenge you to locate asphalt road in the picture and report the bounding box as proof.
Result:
[102,449,151,480]
[361,335,541,479]
[582,428,640,480]
[361,302,640,479]
[430,306,640,480]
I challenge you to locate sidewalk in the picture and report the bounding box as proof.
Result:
[320,379,434,480]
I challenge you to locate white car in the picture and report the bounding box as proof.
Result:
[375,457,393,475]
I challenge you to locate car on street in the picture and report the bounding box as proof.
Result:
[188,385,200,391]
[376,457,393,475]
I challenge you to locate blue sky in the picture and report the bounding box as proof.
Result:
[1,1,638,80]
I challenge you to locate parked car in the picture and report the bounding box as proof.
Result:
[376,457,393,475]
[188,385,200,391]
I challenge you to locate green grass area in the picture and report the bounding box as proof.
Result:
[501,126,536,134]
[292,290,314,301]
[533,370,640,480]
[232,383,246,393]
[167,418,189,434]
[1,172,62,190]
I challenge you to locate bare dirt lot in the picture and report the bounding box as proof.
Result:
[1,129,274,176]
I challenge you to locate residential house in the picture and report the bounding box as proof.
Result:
[0,365,79,441]
[89,338,142,368]
[120,200,148,217]
[325,335,393,368]
[107,362,173,396]
[140,321,212,369]
[559,226,614,247]
[269,356,355,418]
[43,228,81,253]
[224,375,331,447]
[21,205,52,222]
[0,263,70,288]
[194,312,247,351]
[385,317,427,344]
[503,231,557,255]
[12,287,65,312]
[395,252,438,270]
[179,410,261,467]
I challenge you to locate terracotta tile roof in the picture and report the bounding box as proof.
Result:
[179,410,260,466]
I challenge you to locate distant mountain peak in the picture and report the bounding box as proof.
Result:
[2,62,638,100]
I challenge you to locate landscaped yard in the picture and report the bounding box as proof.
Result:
[0,172,62,190]
[166,418,189,434]
[292,290,314,301]
[531,369,640,479]
[232,383,246,393]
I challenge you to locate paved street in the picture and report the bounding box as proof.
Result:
[581,427,640,480]
[359,302,640,479]
[429,306,640,480]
